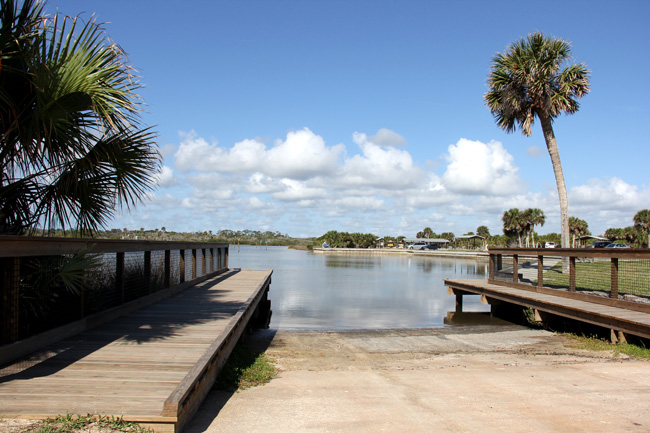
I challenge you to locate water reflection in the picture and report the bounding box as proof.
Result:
[229,246,489,330]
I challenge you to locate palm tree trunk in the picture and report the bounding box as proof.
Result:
[539,112,570,272]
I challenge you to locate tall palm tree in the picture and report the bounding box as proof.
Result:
[485,32,590,256]
[633,209,650,248]
[0,0,160,235]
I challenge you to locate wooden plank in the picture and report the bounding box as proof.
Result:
[0,269,273,433]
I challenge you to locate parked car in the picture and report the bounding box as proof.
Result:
[544,242,557,248]
[590,241,612,248]
[424,244,442,250]
[408,242,428,250]
[605,243,630,248]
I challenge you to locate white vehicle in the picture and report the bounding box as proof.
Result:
[408,242,428,250]
[544,242,557,248]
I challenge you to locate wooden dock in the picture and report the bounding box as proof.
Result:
[0,268,272,433]
[445,278,650,341]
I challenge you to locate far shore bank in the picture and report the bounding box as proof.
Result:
[312,247,489,260]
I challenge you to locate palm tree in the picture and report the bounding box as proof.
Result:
[633,209,650,248]
[568,216,589,247]
[485,33,590,257]
[502,208,525,247]
[523,208,545,248]
[0,0,160,235]
[476,225,490,239]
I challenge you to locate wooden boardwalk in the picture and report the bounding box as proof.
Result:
[0,269,272,433]
[445,279,650,341]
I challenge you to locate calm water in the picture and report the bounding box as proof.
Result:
[229,245,490,330]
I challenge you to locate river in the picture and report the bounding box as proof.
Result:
[228,245,490,330]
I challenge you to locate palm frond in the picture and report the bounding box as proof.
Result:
[484,32,590,135]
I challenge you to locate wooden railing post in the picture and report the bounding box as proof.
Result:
[497,254,502,271]
[144,251,152,294]
[537,255,544,288]
[225,247,229,269]
[1,257,20,344]
[512,254,519,283]
[164,250,171,288]
[611,257,619,299]
[116,252,125,304]
[569,256,576,292]
[180,249,185,283]
[201,249,206,276]
[489,253,495,280]
[209,248,214,273]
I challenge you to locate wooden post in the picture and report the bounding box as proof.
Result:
[164,250,171,288]
[1,257,20,344]
[489,253,495,280]
[201,249,206,276]
[569,256,576,292]
[611,257,619,299]
[537,255,544,288]
[116,252,125,304]
[209,248,214,273]
[225,247,229,268]
[512,254,518,283]
[497,254,502,271]
[144,251,152,294]
[455,293,463,313]
[180,249,185,283]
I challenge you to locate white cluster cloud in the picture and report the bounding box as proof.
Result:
[125,128,648,237]
[174,128,344,180]
[441,138,523,196]
[335,132,423,189]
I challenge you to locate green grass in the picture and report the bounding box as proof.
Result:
[10,414,151,432]
[539,259,650,296]
[214,343,277,392]
[566,334,650,360]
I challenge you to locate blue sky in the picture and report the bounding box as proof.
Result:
[47,0,650,238]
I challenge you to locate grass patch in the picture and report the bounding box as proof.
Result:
[539,259,650,296]
[566,334,650,361]
[9,414,151,432]
[214,343,277,392]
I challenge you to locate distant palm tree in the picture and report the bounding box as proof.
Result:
[476,225,490,238]
[502,208,525,247]
[568,216,589,247]
[0,0,160,235]
[523,208,545,247]
[486,33,590,256]
[634,209,650,248]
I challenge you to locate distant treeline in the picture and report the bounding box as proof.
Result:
[314,229,564,249]
[27,228,315,247]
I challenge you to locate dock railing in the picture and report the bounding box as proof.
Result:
[0,235,229,349]
[488,247,650,307]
